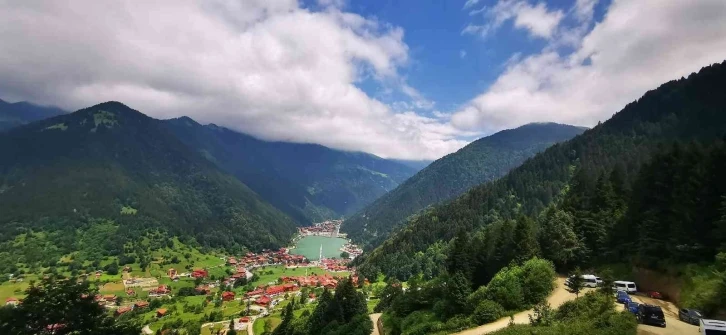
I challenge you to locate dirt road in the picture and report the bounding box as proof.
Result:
[630,295,699,335]
[370,313,382,335]
[452,277,579,335]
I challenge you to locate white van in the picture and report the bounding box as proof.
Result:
[582,274,603,288]
[565,274,603,288]
[700,319,726,334]
[613,280,637,292]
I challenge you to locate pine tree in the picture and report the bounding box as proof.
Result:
[513,215,540,262]
[566,268,584,297]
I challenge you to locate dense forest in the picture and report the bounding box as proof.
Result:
[0,102,298,270]
[356,61,726,313]
[164,117,417,224]
[343,123,585,249]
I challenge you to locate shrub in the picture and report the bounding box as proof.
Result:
[520,258,556,305]
[485,266,524,311]
[472,300,504,325]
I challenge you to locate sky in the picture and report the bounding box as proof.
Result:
[1,0,726,160]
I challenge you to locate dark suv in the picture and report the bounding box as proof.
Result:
[638,304,666,327]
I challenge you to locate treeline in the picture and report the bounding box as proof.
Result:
[357,61,726,283]
[375,258,556,335]
[0,277,140,335]
[343,123,585,250]
[0,102,299,271]
[269,278,372,335]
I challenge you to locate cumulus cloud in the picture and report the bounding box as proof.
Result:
[463,0,565,39]
[453,0,726,133]
[0,0,465,160]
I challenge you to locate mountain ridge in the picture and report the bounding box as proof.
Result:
[0,101,298,252]
[342,122,587,249]
[163,116,418,224]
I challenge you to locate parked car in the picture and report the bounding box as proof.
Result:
[627,301,640,314]
[565,274,603,288]
[637,304,666,327]
[613,280,638,292]
[647,291,664,299]
[679,308,703,325]
[700,319,726,334]
[617,291,632,304]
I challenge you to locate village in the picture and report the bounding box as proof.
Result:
[0,224,371,335]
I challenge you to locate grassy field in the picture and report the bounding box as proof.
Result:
[247,265,349,288]
[253,316,281,335]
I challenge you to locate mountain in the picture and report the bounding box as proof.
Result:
[389,159,432,171]
[163,117,418,224]
[357,61,726,282]
[0,102,297,254]
[342,123,586,249]
[0,99,65,131]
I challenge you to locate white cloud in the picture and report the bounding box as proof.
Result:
[464,0,564,39]
[0,0,468,160]
[453,0,726,133]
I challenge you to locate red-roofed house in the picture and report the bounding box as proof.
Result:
[156,308,168,318]
[221,291,236,301]
[5,297,19,307]
[135,301,150,309]
[115,306,132,316]
[265,285,285,296]
[245,289,263,298]
[282,283,296,292]
[240,316,250,323]
[255,295,271,306]
[191,269,208,278]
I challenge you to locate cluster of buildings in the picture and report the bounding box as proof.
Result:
[227,249,307,268]
[320,258,351,272]
[114,301,150,316]
[296,220,344,238]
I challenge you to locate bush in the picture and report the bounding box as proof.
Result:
[485,266,524,311]
[472,300,504,325]
[520,258,556,305]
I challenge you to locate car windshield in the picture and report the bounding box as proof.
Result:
[645,307,664,318]
[705,330,726,335]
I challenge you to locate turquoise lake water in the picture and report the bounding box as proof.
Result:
[290,236,347,260]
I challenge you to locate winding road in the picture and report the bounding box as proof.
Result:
[452,277,576,335]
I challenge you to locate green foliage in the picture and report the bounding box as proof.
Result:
[344,123,585,249]
[490,292,637,335]
[471,299,505,325]
[120,206,137,215]
[43,123,67,131]
[0,102,299,263]
[360,61,726,287]
[566,268,584,297]
[0,277,140,335]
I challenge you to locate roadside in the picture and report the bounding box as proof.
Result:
[629,295,699,335]
[370,313,382,335]
[453,277,581,335]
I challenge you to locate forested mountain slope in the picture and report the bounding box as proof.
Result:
[0,102,297,255]
[342,123,585,249]
[357,61,726,281]
[163,117,418,224]
[0,99,65,131]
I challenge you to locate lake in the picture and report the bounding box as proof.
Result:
[290,235,348,260]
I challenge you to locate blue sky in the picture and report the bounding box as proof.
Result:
[1,0,725,159]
